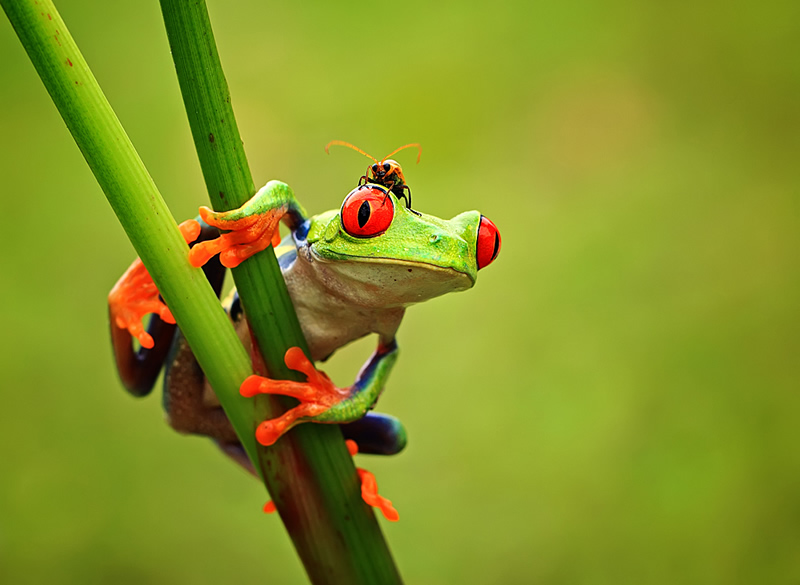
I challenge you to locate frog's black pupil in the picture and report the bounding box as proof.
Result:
[357,200,371,228]
[383,162,391,171]
[371,164,378,173]
[492,232,500,260]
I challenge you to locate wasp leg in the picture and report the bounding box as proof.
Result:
[393,185,420,215]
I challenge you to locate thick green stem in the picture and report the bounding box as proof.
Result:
[0,0,258,450]
[3,0,401,582]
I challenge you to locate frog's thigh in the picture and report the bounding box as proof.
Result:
[341,412,407,456]
[163,334,238,443]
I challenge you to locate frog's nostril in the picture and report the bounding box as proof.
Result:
[476,216,501,270]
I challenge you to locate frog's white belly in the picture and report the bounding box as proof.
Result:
[281,245,404,362]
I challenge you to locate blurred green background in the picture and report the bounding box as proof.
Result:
[1,0,798,583]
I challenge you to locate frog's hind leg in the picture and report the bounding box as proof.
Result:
[163,330,259,476]
[341,412,407,456]
[343,438,400,521]
[213,414,408,478]
[341,413,406,521]
[110,309,177,397]
[163,331,238,444]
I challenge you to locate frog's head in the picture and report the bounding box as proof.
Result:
[303,185,500,308]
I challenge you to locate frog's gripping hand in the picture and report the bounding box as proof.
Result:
[108,220,201,349]
[240,342,399,447]
[247,345,401,521]
[188,181,307,269]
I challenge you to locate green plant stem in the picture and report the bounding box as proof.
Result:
[158,2,402,583]
[0,0,258,448]
[3,0,401,582]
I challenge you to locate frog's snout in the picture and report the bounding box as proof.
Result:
[476,215,501,269]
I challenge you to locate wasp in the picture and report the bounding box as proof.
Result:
[325,140,422,211]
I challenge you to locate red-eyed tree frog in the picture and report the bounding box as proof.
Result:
[108,180,501,520]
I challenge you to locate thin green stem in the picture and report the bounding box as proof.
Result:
[159,2,402,583]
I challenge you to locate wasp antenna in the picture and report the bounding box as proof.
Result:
[325,140,379,163]
[382,143,422,164]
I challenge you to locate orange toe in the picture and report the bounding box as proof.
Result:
[357,468,399,522]
[189,207,286,268]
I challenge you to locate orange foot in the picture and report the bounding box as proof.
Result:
[240,347,350,446]
[108,220,200,348]
[348,440,400,521]
[262,440,399,521]
[188,205,285,269]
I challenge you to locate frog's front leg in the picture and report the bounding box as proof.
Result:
[186,180,402,444]
[187,180,307,269]
[241,340,399,446]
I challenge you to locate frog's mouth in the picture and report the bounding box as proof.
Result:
[315,250,474,281]
[308,248,475,306]
[344,254,473,279]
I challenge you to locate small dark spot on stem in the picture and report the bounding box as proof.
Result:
[209,133,215,143]
[407,268,412,272]
[219,191,226,200]
[47,13,52,20]
[66,58,72,67]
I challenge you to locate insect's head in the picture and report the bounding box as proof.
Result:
[325,140,421,186]
[370,159,403,182]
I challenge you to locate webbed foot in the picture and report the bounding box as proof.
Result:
[108,220,200,348]
[240,347,352,446]
[262,439,399,521]
[188,205,284,269]
[347,440,399,521]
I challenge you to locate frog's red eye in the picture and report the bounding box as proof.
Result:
[341,187,394,238]
[476,215,501,269]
